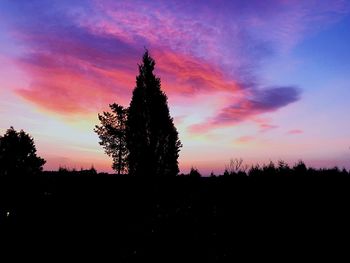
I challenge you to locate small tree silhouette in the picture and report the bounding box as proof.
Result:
[225,158,248,176]
[95,103,128,175]
[188,167,201,177]
[293,160,307,176]
[126,51,182,176]
[0,127,46,176]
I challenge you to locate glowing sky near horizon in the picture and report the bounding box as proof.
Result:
[0,0,350,174]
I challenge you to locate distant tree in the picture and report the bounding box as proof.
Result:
[58,166,70,174]
[223,169,230,177]
[188,167,201,177]
[0,127,46,176]
[79,166,97,176]
[277,160,291,176]
[89,165,97,175]
[95,103,128,175]
[293,160,307,175]
[263,161,277,176]
[341,168,349,176]
[225,158,248,176]
[126,51,182,176]
[248,164,261,177]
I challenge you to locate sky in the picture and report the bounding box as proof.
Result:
[0,0,350,174]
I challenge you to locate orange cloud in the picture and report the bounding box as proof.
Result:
[236,136,254,144]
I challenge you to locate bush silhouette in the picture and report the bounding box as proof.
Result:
[0,127,46,176]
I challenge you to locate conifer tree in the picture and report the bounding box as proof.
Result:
[126,51,182,176]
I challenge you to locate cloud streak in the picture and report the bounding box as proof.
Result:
[189,87,301,133]
[236,136,254,144]
[288,129,303,135]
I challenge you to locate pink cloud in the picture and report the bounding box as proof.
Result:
[153,50,242,95]
[15,53,134,114]
[259,123,279,132]
[288,129,303,135]
[14,43,246,115]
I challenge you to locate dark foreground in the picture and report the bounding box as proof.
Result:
[1,175,350,260]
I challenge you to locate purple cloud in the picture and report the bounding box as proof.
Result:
[213,86,300,123]
[189,86,300,133]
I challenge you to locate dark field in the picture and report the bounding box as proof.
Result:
[1,175,350,260]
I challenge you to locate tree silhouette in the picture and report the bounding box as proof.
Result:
[188,167,201,177]
[126,51,182,176]
[95,103,128,175]
[0,127,46,176]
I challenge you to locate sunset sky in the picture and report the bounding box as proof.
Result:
[0,0,350,174]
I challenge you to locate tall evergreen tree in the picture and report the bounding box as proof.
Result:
[95,104,128,175]
[126,51,182,176]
